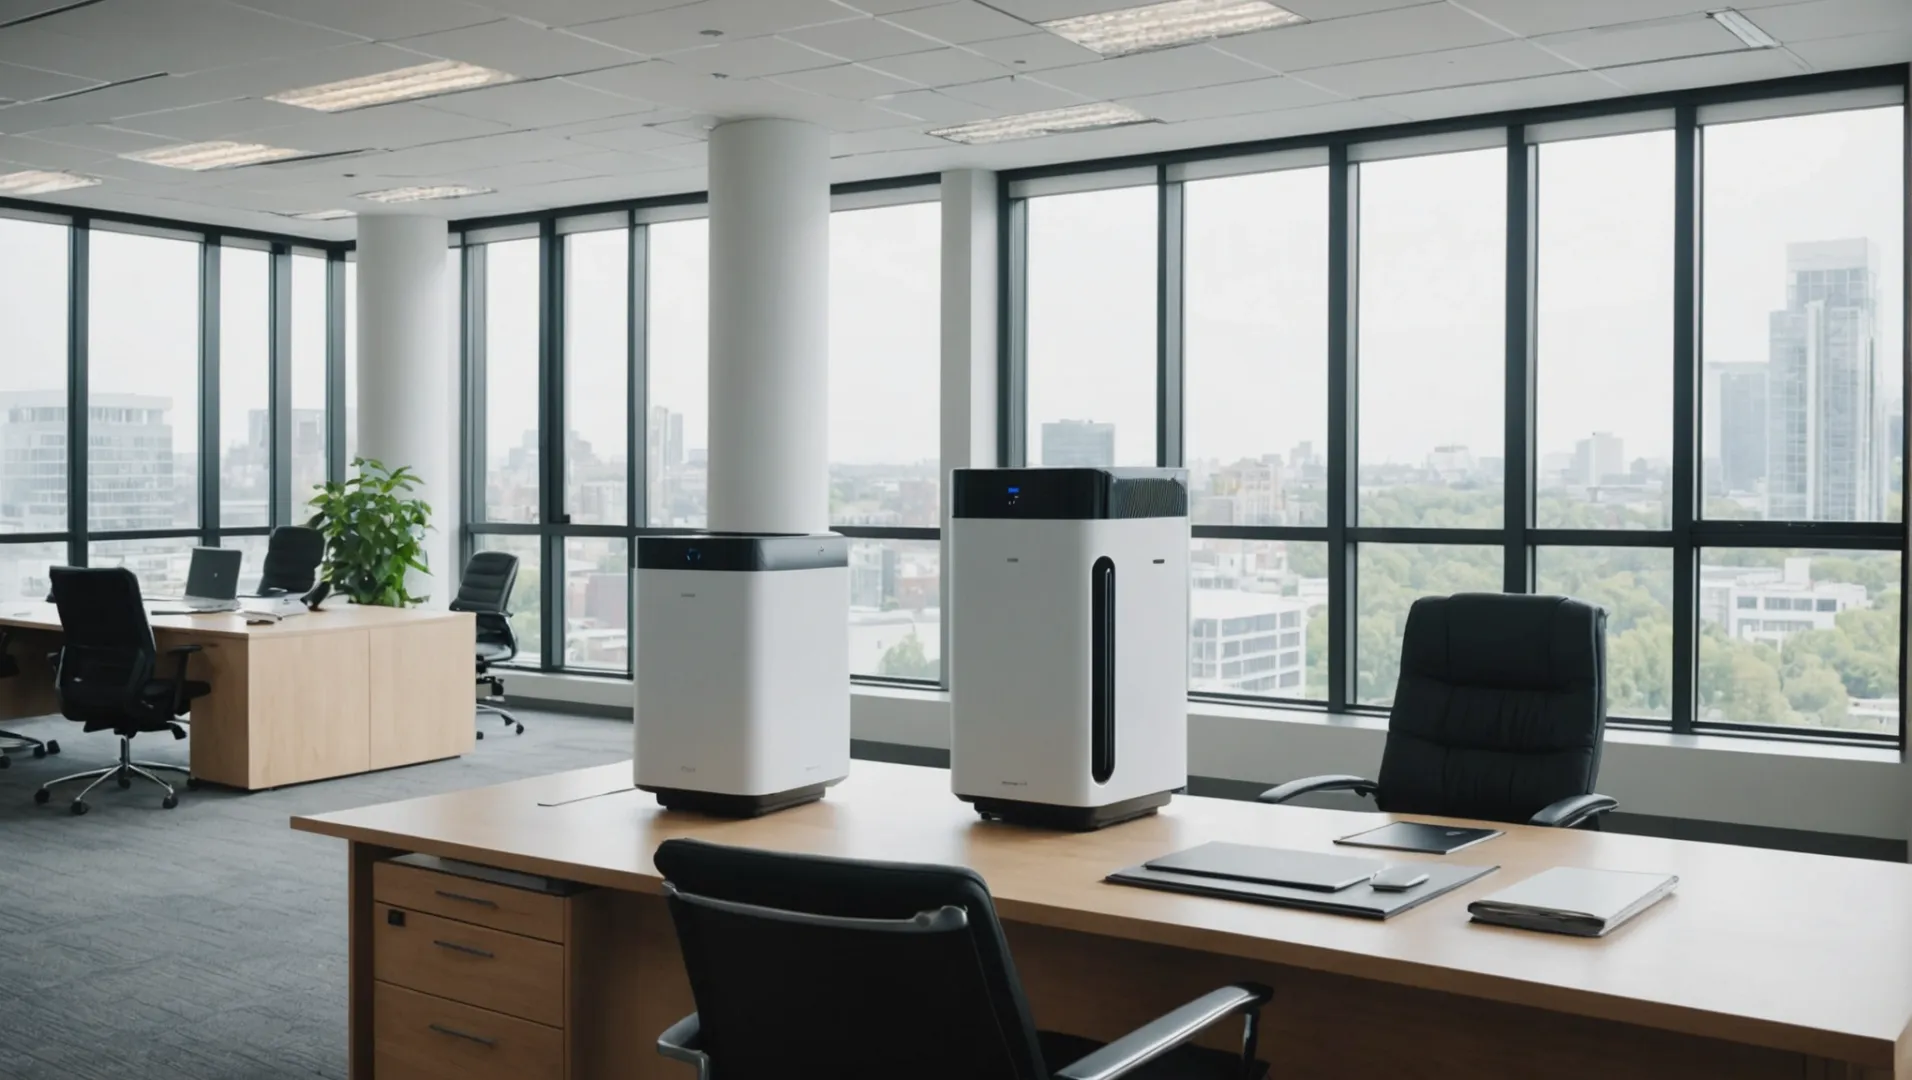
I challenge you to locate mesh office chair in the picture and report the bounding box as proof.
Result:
[451,551,523,739]
[0,627,61,767]
[654,838,1272,1080]
[32,567,208,815]
[255,524,325,595]
[1260,593,1617,829]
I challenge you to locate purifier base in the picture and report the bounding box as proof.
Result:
[963,790,1173,831]
[641,782,833,818]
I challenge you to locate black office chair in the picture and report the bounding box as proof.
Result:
[450,551,523,739]
[0,627,61,767]
[1260,593,1617,829]
[32,567,208,815]
[254,524,325,595]
[653,838,1272,1080]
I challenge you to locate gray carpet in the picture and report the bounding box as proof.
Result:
[0,707,633,1080]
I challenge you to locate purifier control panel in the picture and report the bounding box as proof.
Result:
[952,467,1188,520]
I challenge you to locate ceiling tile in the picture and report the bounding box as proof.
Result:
[1445,0,1718,36]
[1367,69,1627,120]
[935,74,1086,111]
[29,0,361,76]
[0,133,114,171]
[769,62,922,99]
[244,101,514,153]
[111,97,316,140]
[474,0,691,29]
[982,0,1171,19]
[1215,4,1512,73]
[1742,0,1912,43]
[1531,15,1748,68]
[863,46,1013,85]
[1118,74,1341,122]
[781,16,941,61]
[866,88,998,122]
[1786,29,1912,70]
[0,25,159,82]
[228,0,499,41]
[562,119,702,153]
[0,0,84,21]
[964,31,1101,72]
[457,156,604,186]
[881,2,1035,44]
[10,122,174,152]
[0,60,99,101]
[1034,44,1276,98]
[664,37,845,78]
[417,78,650,127]
[1275,0,1441,16]
[569,0,859,56]
[553,147,692,173]
[830,126,946,154]
[397,16,642,78]
[835,0,940,11]
[1594,41,1809,92]
[1298,39,1577,97]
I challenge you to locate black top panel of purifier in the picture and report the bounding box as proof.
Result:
[952,468,1188,520]
[637,533,849,572]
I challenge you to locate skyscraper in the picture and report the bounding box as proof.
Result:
[1713,362,1768,495]
[1571,432,1624,487]
[1766,239,1884,521]
[1040,419,1115,467]
[0,390,177,533]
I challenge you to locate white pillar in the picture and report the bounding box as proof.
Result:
[355,213,456,606]
[706,118,831,534]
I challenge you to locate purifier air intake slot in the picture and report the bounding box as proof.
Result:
[1091,555,1115,785]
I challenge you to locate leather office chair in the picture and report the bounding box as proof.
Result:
[32,567,208,815]
[451,551,524,739]
[254,524,325,595]
[1261,593,1618,829]
[0,627,60,767]
[653,838,1272,1080]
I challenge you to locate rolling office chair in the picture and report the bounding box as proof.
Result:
[653,838,1272,1080]
[32,567,208,815]
[0,627,61,767]
[451,551,524,740]
[254,524,325,595]
[1261,593,1616,829]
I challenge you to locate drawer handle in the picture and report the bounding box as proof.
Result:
[434,889,500,909]
[428,1023,496,1048]
[432,939,496,959]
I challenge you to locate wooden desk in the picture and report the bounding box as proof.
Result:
[294,761,1912,1080]
[1,602,475,790]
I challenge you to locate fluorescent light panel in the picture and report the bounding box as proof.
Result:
[124,140,305,170]
[1708,8,1779,49]
[1043,0,1305,58]
[292,209,356,221]
[930,102,1155,144]
[355,184,493,204]
[268,60,517,112]
[0,169,101,194]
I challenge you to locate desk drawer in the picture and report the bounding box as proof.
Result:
[373,904,564,1026]
[374,860,567,943]
[374,981,561,1080]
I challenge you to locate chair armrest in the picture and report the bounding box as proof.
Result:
[1054,982,1272,1080]
[1258,774,1379,805]
[1529,792,1617,829]
[656,1012,709,1080]
[164,644,204,713]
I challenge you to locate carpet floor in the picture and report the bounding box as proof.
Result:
[0,707,632,1080]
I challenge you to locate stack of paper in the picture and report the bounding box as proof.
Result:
[1468,867,1678,937]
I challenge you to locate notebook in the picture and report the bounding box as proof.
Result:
[1143,842,1385,892]
[1467,867,1678,938]
[1109,859,1498,920]
[1336,821,1503,855]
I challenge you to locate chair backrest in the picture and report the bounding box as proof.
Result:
[451,551,518,614]
[259,525,325,593]
[1377,593,1608,823]
[654,839,1050,1080]
[48,567,158,726]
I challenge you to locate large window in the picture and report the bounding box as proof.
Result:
[221,246,271,529]
[646,219,709,529]
[290,253,328,508]
[0,218,69,542]
[480,238,541,524]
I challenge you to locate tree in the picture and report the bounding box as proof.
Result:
[878,633,938,681]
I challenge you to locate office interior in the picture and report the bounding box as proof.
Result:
[0,0,1909,1077]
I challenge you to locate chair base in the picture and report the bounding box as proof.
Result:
[0,729,59,765]
[965,790,1174,831]
[35,736,192,813]
[476,702,524,738]
[641,783,832,818]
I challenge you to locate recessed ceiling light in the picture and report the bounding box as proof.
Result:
[123,140,306,170]
[290,209,356,221]
[929,102,1155,145]
[267,60,517,112]
[0,169,101,195]
[1707,8,1779,49]
[1043,0,1306,58]
[354,184,494,204]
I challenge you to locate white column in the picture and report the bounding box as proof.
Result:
[939,169,1000,680]
[706,118,831,534]
[355,213,456,606]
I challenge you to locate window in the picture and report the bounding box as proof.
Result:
[0,541,62,603]
[564,229,628,526]
[1024,185,1157,467]
[562,535,626,672]
[88,537,199,597]
[475,534,541,660]
[1357,544,1503,705]
[1536,547,1674,718]
[481,238,542,524]
[0,217,68,538]
[290,253,328,509]
[344,260,358,466]
[221,246,271,529]
[647,219,708,528]
[1191,539,1326,700]
[1357,148,1505,527]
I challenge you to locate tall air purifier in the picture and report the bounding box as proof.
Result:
[634,532,850,817]
[949,468,1189,830]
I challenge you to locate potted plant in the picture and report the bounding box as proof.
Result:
[306,457,434,607]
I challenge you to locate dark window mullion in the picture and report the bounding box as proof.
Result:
[539,221,565,672]
[461,244,487,580]
[1157,167,1184,469]
[1000,186,1027,467]
[199,239,220,546]
[1671,104,1701,735]
[1326,144,1355,714]
[626,216,643,679]
[268,243,293,528]
[67,218,89,566]
[1505,126,1535,595]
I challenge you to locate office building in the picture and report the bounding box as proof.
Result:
[1570,432,1624,487]
[1040,419,1116,467]
[1189,589,1309,696]
[0,390,180,533]
[1714,362,1769,496]
[1699,557,1868,647]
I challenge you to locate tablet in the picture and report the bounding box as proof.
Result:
[1334,821,1502,855]
[1143,842,1384,893]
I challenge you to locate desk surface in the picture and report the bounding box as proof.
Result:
[0,600,467,640]
[293,760,1912,1070]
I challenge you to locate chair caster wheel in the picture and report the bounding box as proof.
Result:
[186,777,202,790]
[117,774,132,789]
[33,787,49,804]
[513,723,524,735]
[45,740,58,755]
[71,800,88,816]
[162,795,178,810]
[32,745,46,758]
[476,730,485,740]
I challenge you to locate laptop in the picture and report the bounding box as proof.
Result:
[149,547,244,613]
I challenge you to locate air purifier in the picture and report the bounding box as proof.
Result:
[634,532,849,816]
[949,467,1189,830]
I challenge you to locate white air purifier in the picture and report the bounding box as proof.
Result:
[949,468,1189,830]
[634,532,850,817]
